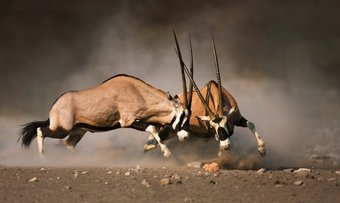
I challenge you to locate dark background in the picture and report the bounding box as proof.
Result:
[0,0,339,167]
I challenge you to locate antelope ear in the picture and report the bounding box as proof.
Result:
[196,116,210,121]
[167,92,173,100]
[228,107,235,115]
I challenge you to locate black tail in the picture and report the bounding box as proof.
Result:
[18,119,50,148]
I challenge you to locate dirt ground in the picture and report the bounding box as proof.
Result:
[1,166,339,203]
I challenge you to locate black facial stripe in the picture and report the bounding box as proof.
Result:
[217,127,229,141]
[174,112,186,131]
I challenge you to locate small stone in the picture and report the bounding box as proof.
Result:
[81,171,88,175]
[116,171,120,175]
[162,166,166,170]
[213,173,220,177]
[107,171,113,174]
[328,177,336,181]
[203,162,219,173]
[283,168,294,173]
[184,197,193,202]
[294,181,304,186]
[335,171,340,176]
[65,185,72,190]
[56,176,61,180]
[275,184,284,188]
[187,162,202,169]
[28,177,38,182]
[104,181,109,185]
[40,168,45,171]
[125,171,130,176]
[209,180,216,185]
[136,165,142,171]
[293,168,311,178]
[257,168,266,174]
[160,178,171,186]
[141,179,151,188]
[293,168,311,173]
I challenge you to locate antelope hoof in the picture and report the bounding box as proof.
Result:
[177,130,189,142]
[258,144,266,157]
[144,143,157,152]
[163,149,172,158]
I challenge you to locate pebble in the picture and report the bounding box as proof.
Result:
[187,162,202,169]
[107,171,113,174]
[203,162,219,173]
[335,171,340,176]
[275,184,284,188]
[293,168,311,178]
[257,168,266,174]
[81,171,88,175]
[125,171,131,176]
[40,168,45,171]
[327,177,336,181]
[160,178,171,186]
[141,179,151,188]
[104,181,109,185]
[283,168,294,173]
[294,181,304,186]
[65,185,72,190]
[28,177,38,182]
[184,197,193,202]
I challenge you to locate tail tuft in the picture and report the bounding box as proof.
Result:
[18,119,50,148]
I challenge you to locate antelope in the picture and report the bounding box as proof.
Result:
[145,32,266,157]
[18,73,192,157]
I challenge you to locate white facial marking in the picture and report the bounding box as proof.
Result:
[220,138,231,149]
[177,130,189,141]
[228,107,235,115]
[172,111,183,130]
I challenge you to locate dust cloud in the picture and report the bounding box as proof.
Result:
[0,0,339,169]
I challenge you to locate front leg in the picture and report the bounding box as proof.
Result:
[146,125,172,157]
[247,121,266,156]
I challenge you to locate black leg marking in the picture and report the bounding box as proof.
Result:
[41,127,69,139]
[238,117,248,127]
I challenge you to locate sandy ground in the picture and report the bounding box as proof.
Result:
[1,166,339,203]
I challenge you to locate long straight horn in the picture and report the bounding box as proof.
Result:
[211,33,223,115]
[182,59,215,119]
[173,30,188,107]
[187,33,194,111]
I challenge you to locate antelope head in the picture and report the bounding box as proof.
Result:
[172,31,194,141]
[182,33,235,152]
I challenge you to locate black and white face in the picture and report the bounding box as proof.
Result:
[168,94,190,141]
[198,107,235,151]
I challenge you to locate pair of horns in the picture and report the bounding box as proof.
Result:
[174,31,224,119]
[173,31,193,110]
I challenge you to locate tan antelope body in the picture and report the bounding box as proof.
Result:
[19,74,190,157]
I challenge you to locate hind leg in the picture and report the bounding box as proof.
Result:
[37,127,69,156]
[64,129,86,150]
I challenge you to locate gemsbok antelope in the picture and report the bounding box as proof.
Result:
[18,74,192,157]
[145,32,266,157]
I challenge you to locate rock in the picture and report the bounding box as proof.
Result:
[125,171,131,176]
[28,177,38,182]
[141,179,151,188]
[203,162,219,173]
[335,171,340,176]
[328,177,337,181]
[294,181,304,186]
[40,168,45,171]
[283,168,294,173]
[293,168,311,178]
[65,185,72,190]
[81,171,88,175]
[136,165,142,171]
[107,171,113,174]
[209,180,216,185]
[275,184,284,188]
[187,162,202,169]
[184,197,193,202]
[160,178,171,186]
[104,181,109,185]
[257,168,266,174]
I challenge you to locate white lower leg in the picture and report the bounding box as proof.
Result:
[146,125,171,157]
[247,121,266,156]
[37,127,44,156]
